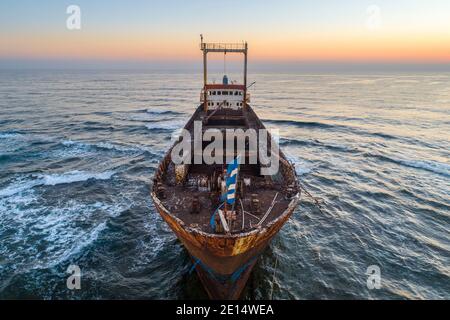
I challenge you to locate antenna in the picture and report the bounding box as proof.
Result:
[224,51,227,75]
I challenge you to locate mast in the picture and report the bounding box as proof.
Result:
[243,42,248,107]
[199,36,248,112]
[201,35,208,112]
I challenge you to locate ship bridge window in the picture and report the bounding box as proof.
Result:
[223,91,228,95]
[217,91,221,95]
[234,91,238,96]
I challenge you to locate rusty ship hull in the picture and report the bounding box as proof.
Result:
[150,40,300,299]
[151,104,300,299]
[152,187,299,299]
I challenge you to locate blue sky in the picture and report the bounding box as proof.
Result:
[1,0,449,70]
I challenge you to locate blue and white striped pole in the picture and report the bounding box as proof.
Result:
[226,156,240,205]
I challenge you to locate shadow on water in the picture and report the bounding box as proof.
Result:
[178,253,209,299]
[178,244,283,300]
[176,242,280,300]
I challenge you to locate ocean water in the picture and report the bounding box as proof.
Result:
[0,70,449,299]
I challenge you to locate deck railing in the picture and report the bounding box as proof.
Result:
[200,42,247,52]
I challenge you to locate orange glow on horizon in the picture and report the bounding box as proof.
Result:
[1,31,449,63]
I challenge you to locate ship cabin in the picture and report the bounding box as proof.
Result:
[199,40,250,114]
[201,82,248,110]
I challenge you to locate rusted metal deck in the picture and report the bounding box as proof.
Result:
[151,105,300,299]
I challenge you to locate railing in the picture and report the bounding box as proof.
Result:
[200,42,247,51]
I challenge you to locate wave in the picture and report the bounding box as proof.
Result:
[397,159,450,177]
[63,140,133,153]
[0,190,131,273]
[284,153,314,176]
[0,170,115,197]
[0,132,26,141]
[43,220,108,269]
[145,119,186,131]
[60,139,159,157]
[96,141,142,153]
[39,170,115,186]
[0,154,14,162]
[294,164,312,176]
[263,118,337,130]
[263,118,407,142]
[365,153,450,177]
[284,138,449,177]
[280,137,359,153]
[0,132,58,144]
[81,121,115,131]
[91,111,112,116]
[115,112,181,123]
[279,137,309,147]
[284,137,449,177]
[0,133,22,139]
[110,109,185,124]
[145,108,184,116]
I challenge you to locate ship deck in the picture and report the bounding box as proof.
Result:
[154,105,299,234]
[160,177,291,233]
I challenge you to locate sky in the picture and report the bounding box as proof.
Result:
[0,0,449,70]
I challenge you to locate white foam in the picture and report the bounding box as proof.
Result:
[97,141,153,154]
[66,139,147,153]
[145,119,185,131]
[40,221,108,269]
[146,108,176,114]
[39,170,114,186]
[114,112,158,122]
[398,159,450,177]
[0,133,22,139]
[60,139,92,152]
[96,142,126,151]
[285,152,313,176]
[295,164,312,176]
[0,189,131,272]
[0,170,115,197]
[146,108,165,114]
[62,139,77,146]
[0,179,41,197]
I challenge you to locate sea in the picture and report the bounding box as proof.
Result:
[0,70,449,299]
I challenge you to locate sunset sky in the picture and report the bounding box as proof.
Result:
[1,0,449,69]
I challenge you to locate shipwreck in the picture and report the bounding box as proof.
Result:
[151,37,301,299]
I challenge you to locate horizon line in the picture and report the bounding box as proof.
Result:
[1,58,449,73]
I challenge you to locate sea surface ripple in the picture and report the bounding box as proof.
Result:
[0,71,449,299]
